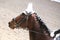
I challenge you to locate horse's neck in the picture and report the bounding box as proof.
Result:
[34,15,50,36]
[33,20,40,31]
[29,16,53,40]
[28,15,40,40]
[38,17,51,36]
[29,30,53,40]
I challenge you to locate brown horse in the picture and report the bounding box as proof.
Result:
[8,12,53,40]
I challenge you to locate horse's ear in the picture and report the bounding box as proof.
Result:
[22,13,25,15]
[33,13,37,15]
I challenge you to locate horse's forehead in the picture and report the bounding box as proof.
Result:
[32,13,36,16]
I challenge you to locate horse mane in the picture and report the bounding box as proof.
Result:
[36,15,50,36]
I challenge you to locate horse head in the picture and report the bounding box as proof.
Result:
[8,3,37,30]
[8,3,54,40]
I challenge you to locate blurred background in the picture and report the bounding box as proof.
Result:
[0,0,60,40]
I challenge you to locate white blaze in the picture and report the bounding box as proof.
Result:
[25,3,34,13]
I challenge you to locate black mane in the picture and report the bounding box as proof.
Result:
[36,14,50,36]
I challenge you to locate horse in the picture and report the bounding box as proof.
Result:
[8,12,54,40]
[8,3,59,40]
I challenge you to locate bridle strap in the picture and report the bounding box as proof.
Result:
[15,12,31,27]
[14,13,46,34]
[16,15,27,27]
[29,29,40,34]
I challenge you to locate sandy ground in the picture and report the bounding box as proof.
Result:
[0,0,60,40]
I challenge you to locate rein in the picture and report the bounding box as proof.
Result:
[29,29,43,34]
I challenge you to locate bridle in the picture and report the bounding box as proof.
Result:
[13,12,32,28]
[16,15,28,27]
[13,12,43,34]
[13,12,49,35]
